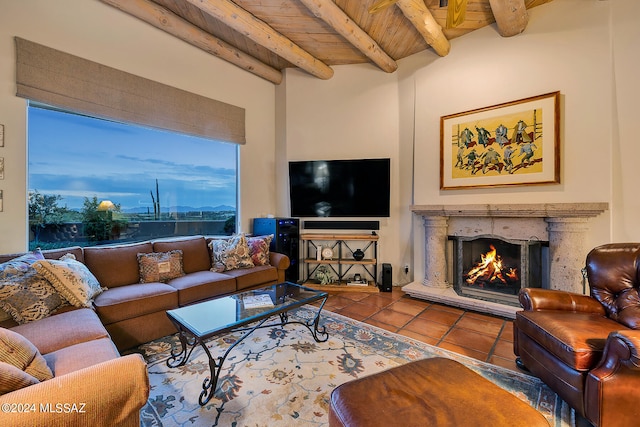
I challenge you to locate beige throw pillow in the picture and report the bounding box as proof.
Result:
[0,361,41,395]
[32,258,104,308]
[0,327,53,395]
[138,250,185,283]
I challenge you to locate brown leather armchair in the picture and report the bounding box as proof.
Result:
[513,243,640,427]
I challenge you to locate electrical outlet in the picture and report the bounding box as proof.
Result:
[404,264,409,274]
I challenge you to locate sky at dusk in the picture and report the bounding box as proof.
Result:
[28,106,238,212]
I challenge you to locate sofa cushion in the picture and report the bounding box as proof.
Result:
[33,258,104,308]
[247,234,274,266]
[0,361,40,395]
[0,327,53,383]
[153,236,211,273]
[0,269,68,324]
[167,270,237,305]
[93,283,178,325]
[209,235,254,272]
[43,337,119,377]
[138,250,185,283]
[10,308,109,356]
[222,265,278,291]
[515,310,623,370]
[84,242,153,288]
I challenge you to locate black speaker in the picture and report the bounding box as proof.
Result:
[252,218,299,282]
[303,220,380,230]
[380,263,392,292]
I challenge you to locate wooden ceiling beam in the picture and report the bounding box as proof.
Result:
[396,0,450,57]
[100,0,283,84]
[299,0,398,73]
[489,0,530,37]
[183,0,334,80]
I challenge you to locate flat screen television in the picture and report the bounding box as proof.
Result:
[288,158,390,217]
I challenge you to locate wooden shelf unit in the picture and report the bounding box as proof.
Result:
[300,233,379,292]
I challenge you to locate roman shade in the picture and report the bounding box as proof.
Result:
[15,37,245,144]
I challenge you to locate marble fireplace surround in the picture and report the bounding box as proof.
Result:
[402,203,608,318]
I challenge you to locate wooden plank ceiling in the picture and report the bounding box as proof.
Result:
[101,0,553,84]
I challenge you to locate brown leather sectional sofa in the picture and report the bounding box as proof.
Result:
[514,243,640,427]
[0,235,290,350]
[0,234,290,426]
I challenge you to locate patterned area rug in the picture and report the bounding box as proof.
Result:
[135,307,574,426]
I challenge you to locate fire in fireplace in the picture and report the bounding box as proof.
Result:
[449,236,548,307]
[465,244,519,288]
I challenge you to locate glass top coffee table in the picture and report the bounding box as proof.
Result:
[166,282,329,406]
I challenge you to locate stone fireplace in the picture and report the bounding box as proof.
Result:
[402,203,608,318]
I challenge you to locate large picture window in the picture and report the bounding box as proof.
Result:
[28,105,238,249]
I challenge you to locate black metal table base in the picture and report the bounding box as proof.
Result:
[167,301,328,406]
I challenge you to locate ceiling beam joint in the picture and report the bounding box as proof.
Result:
[184,0,334,80]
[299,0,398,73]
[396,0,451,57]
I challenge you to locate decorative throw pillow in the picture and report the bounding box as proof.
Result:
[0,327,53,387]
[0,361,40,395]
[58,253,77,261]
[247,234,273,266]
[138,250,185,283]
[209,234,255,272]
[0,269,68,324]
[0,249,44,280]
[32,258,104,308]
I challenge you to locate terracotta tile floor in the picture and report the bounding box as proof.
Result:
[320,287,519,372]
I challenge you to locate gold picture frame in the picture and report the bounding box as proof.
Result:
[440,91,560,190]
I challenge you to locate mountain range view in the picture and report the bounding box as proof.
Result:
[120,205,235,214]
[63,204,234,214]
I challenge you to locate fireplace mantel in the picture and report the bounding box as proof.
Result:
[411,203,608,218]
[404,202,609,318]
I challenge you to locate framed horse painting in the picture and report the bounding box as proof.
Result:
[440,91,560,190]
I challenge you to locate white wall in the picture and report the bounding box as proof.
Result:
[0,0,277,253]
[611,0,640,243]
[404,0,639,282]
[411,0,610,225]
[280,0,639,286]
[280,64,412,285]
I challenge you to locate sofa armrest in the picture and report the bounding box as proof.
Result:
[0,354,149,427]
[270,252,290,283]
[519,288,606,314]
[270,252,290,270]
[585,330,640,426]
[592,330,640,374]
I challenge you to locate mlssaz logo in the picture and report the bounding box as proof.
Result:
[39,403,87,414]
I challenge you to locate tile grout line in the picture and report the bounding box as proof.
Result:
[435,310,466,346]
[485,320,506,363]
[435,311,501,360]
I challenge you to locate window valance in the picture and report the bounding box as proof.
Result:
[15,37,245,144]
